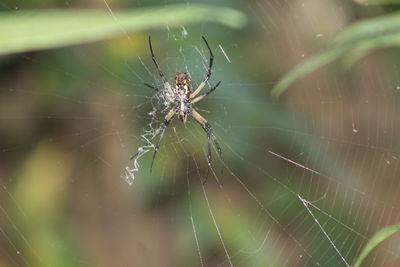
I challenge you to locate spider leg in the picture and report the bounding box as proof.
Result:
[191,81,221,104]
[144,81,175,103]
[150,108,176,172]
[191,109,222,184]
[147,37,176,100]
[144,82,160,92]
[164,82,176,102]
[201,36,214,84]
[190,36,214,98]
[148,36,167,84]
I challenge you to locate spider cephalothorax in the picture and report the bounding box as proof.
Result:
[139,36,222,183]
[175,72,191,91]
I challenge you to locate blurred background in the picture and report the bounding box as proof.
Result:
[1,0,400,266]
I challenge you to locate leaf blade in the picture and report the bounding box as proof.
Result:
[0,5,247,55]
[271,46,347,98]
[271,10,400,97]
[354,223,400,267]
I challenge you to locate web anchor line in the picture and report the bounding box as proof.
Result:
[298,194,350,267]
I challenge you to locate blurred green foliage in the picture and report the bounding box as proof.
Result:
[354,222,400,267]
[13,143,82,266]
[272,4,400,97]
[0,5,246,56]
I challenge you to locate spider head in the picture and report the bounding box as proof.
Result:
[175,72,191,93]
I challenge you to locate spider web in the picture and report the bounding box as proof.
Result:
[1,0,400,266]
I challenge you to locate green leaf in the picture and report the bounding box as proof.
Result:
[342,33,400,67]
[353,223,400,267]
[354,0,400,5]
[0,5,246,56]
[334,11,400,45]
[271,45,347,98]
[271,10,400,97]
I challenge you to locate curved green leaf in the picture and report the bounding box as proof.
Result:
[271,10,400,97]
[0,5,246,56]
[342,33,400,67]
[354,223,400,267]
[335,11,400,45]
[271,46,347,98]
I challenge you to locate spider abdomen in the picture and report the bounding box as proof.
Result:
[177,98,192,123]
[174,72,193,123]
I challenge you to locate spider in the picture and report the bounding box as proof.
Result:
[136,36,222,182]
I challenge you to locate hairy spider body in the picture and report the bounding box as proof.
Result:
[174,72,192,123]
[140,36,222,182]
